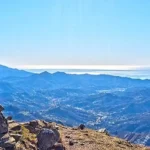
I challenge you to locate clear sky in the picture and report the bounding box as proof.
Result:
[0,0,150,69]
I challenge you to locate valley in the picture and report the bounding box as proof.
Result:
[1,65,150,146]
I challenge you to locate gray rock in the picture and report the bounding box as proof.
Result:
[0,113,8,134]
[53,143,64,150]
[0,133,15,149]
[52,129,60,142]
[69,140,74,146]
[9,122,21,131]
[78,124,85,130]
[98,128,109,135]
[10,133,22,142]
[2,137,15,149]
[0,133,10,143]
[6,116,12,121]
[37,128,59,150]
[29,120,39,128]
[0,105,4,112]
[0,106,16,150]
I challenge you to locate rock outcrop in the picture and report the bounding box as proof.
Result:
[0,105,15,150]
[0,109,8,134]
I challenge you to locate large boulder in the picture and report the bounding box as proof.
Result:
[37,128,60,150]
[0,113,8,134]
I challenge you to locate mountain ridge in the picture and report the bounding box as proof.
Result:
[0,65,33,79]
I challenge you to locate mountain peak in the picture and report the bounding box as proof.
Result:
[0,65,33,79]
[53,71,67,76]
[39,71,51,78]
[40,71,50,75]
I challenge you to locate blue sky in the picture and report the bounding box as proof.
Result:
[0,0,150,69]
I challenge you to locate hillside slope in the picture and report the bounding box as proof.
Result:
[0,65,33,79]
[0,105,149,150]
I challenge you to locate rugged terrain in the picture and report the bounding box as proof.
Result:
[0,105,149,150]
[1,65,150,146]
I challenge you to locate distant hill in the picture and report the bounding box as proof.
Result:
[3,69,150,92]
[0,65,33,79]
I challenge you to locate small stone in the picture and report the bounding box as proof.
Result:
[98,128,109,136]
[72,128,77,130]
[84,133,88,136]
[69,140,74,146]
[65,135,70,139]
[78,124,85,130]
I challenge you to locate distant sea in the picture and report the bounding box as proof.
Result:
[26,69,150,80]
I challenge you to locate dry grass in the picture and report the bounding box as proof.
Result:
[21,125,37,143]
[12,121,150,150]
[58,125,150,150]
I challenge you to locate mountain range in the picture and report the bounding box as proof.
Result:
[1,65,150,146]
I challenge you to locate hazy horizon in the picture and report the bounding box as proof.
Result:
[2,64,150,79]
[2,64,150,70]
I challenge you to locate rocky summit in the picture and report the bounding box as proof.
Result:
[0,105,150,150]
[0,106,15,150]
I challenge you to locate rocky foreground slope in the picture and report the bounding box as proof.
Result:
[0,105,149,150]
